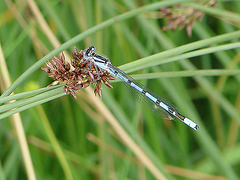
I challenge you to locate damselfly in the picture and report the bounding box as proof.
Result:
[83,46,199,131]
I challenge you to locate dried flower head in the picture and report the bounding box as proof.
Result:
[41,47,115,99]
[160,0,217,37]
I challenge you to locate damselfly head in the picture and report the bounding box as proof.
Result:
[84,46,96,58]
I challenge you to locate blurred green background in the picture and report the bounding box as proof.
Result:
[1,0,240,179]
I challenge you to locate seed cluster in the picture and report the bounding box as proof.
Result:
[41,47,115,99]
[160,0,217,37]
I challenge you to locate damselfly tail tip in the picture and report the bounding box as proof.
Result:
[184,117,199,131]
[194,124,199,131]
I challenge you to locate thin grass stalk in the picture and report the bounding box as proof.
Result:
[0,92,65,120]
[127,70,240,81]
[28,136,98,173]
[187,3,240,23]
[84,88,168,179]
[0,88,63,114]
[36,106,74,180]
[226,90,240,147]
[0,43,36,180]
[0,85,62,105]
[214,53,240,149]
[0,162,5,180]
[209,95,224,149]
[120,33,240,72]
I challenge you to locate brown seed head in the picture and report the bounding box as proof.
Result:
[42,47,115,99]
[160,0,217,37]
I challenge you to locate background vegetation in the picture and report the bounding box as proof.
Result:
[1,0,240,179]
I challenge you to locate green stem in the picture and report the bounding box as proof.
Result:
[120,31,240,72]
